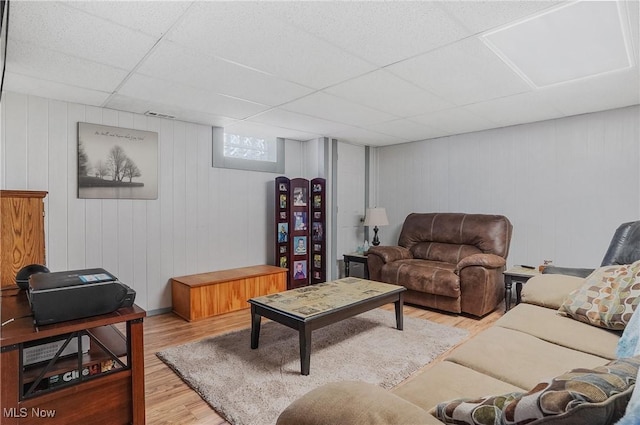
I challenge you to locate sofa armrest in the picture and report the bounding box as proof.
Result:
[455,253,506,273]
[277,381,441,425]
[367,246,413,264]
[521,274,586,309]
[542,265,595,278]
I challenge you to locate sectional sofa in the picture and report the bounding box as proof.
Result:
[277,270,640,425]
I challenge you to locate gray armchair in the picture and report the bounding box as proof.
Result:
[543,220,640,278]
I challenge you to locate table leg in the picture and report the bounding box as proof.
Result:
[515,282,523,306]
[395,293,404,330]
[505,278,513,312]
[250,305,261,349]
[299,325,312,375]
[345,259,350,277]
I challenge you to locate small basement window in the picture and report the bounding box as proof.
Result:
[212,127,285,173]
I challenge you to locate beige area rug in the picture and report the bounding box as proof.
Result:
[157,309,468,425]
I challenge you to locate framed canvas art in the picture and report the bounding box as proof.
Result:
[78,123,158,199]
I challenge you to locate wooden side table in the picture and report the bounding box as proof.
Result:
[504,266,540,312]
[343,253,369,279]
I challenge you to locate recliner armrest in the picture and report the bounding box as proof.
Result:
[455,253,506,273]
[542,265,594,278]
[367,246,413,264]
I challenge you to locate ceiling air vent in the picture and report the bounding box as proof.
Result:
[144,111,176,119]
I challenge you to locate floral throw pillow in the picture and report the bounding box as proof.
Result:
[502,356,640,424]
[431,357,640,425]
[558,260,640,330]
[431,392,523,425]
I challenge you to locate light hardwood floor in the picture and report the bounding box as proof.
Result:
[142,302,505,425]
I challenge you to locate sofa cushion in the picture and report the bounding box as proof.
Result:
[496,303,619,360]
[521,274,585,309]
[392,360,525,413]
[558,260,640,330]
[430,357,640,425]
[381,259,460,297]
[446,326,610,390]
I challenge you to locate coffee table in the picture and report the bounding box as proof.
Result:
[248,278,406,375]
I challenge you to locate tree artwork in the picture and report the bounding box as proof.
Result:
[77,123,158,200]
[78,141,90,177]
[107,145,128,182]
[94,160,108,179]
[122,157,141,183]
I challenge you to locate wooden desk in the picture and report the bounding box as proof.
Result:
[171,265,287,321]
[0,287,146,425]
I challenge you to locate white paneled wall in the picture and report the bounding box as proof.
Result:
[1,92,305,312]
[336,141,366,259]
[373,106,640,269]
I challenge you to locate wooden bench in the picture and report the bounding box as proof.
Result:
[171,265,287,321]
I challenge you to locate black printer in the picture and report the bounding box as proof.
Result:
[28,268,136,325]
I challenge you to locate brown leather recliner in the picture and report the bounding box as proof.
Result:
[367,213,513,317]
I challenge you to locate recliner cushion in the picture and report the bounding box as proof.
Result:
[410,241,481,263]
[381,259,460,298]
[398,213,512,258]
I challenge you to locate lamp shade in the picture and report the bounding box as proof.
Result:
[363,208,389,227]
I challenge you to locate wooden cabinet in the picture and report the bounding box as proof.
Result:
[0,288,146,424]
[1,190,47,287]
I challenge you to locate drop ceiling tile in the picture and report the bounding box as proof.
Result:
[10,1,157,69]
[411,107,499,135]
[105,94,237,128]
[265,2,470,66]
[330,126,408,147]
[441,1,561,34]
[482,1,633,87]
[64,1,191,38]
[249,109,352,135]
[366,119,446,142]
[118,74,270,120]
[387,37,532,106]
[165,2,377,89]
[538,68,640,117]
[136,41,314,106]
[324,70,454,117]
[225,121,320,142]
[7,39,129,93]
[4,72,111,106]
[280,92,397,127]
[463,92,566,128]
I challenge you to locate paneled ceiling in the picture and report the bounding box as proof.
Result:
[4,0,640,146]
